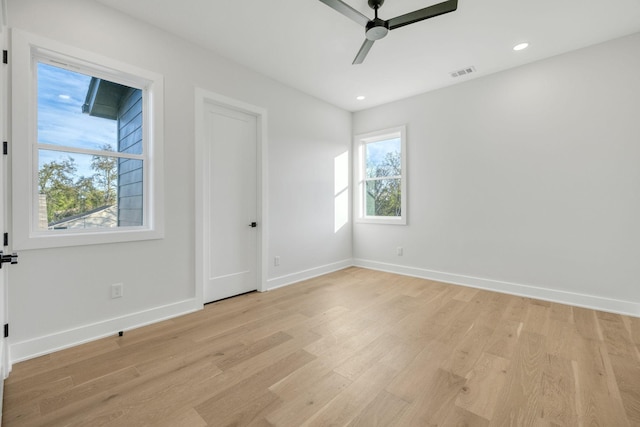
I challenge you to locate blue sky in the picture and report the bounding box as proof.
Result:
[37,62,117,178]
[365,137,401,177]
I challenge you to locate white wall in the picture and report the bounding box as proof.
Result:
[6,0,352,362]
[353,33,640,316]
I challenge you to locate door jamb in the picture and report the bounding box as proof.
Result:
[194,88,268,306]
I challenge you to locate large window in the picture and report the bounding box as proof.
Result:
[355,126,407,225]
[12,30,164,249]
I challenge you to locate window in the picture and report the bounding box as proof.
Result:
[355,126,407,225]
[12,30,164,249]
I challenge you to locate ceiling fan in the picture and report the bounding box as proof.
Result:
[319,0,458,64]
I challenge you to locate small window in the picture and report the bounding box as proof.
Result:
[355,126,407,225]
[12,30,164,249]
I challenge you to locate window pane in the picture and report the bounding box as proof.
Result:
[366,178,401,217]
[37,63,118,151]
[38,150,143,230]
[118,158,144,227]
[365,138,401,179]
[38,150,116,229]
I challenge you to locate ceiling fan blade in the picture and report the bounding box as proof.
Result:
[318,0,370,27]
[353,39,375,64]
[388,0,457,30]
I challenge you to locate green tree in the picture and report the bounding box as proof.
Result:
[38,147,119,225]
[38,156,79,222]
[91,144,118,206]
[75,176,104,212]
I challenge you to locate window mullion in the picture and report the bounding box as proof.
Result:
[37,143,144,161]
[365,175,401,182]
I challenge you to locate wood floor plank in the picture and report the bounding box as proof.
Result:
[39,366,141,415]
[441,406,490,427]
[265,371,350,426]
[455,352,509,420]
[484,319,522,360]
[303,363,398,427]
[501,296,529,323]
[522,303,550,336]
[627,316,640,345]
[452,286,480,302]
[546,319,577,360]
[215,331,293,370]
[549,301,574,323]
[268,359,333,401]
[609,354,640,424]
[154,407,208,427]
[385,341,451,402]
[573,306,604,341]
[393,368,467,426]
[489,331,546,426]
[346,390,409,427]
[597,314,639,361]
[572,336,630,426]
[440,323,494,378]
[195,350,316,424]
[540,354,577,426]
[333,333,404,381]
[3,267,639,426]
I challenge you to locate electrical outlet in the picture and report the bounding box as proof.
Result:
[274,256,280,267]
[396,247,404,256]
[111,283,124,299]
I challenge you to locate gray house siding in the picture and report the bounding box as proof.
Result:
[117,88,143,227]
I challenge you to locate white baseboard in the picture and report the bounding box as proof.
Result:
[9,298,202,364]
[266,259,353,291]
[353,259,640,317]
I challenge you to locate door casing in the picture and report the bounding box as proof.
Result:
[194,88,268,306]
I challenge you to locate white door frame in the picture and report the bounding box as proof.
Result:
[1,0,10,414]
[194,88,268,306]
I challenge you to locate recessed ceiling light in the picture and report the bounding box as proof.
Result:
[513,42,529,51]
[356,95,366,101]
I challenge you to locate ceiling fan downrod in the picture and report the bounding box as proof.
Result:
[365,0,389,41]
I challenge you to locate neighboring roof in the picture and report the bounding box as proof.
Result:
[82,77,130,120]
[49,205,117,229]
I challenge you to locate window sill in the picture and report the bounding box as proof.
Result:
[356,216,407,225]
[13,227,164,251]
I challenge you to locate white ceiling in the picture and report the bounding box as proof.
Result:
[96,0,640,112]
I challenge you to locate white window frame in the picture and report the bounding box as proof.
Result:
[354,125,407,225]
[11,29,164,250]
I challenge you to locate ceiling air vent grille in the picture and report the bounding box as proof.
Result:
[451,66,476,78]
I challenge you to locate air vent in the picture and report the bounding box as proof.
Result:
[451,66,476,78]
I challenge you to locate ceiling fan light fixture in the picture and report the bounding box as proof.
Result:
[513,42,529,51]
[365,19,389,41]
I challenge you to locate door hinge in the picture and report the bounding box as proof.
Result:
[2,50,7,64]
[0,251,18,268]
[3,141,7,155]
[4,324,8,338]
[3,233,7,247]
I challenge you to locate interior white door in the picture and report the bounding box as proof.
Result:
[204,103,258,303]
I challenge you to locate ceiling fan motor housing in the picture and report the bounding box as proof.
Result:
[365,18,389,40]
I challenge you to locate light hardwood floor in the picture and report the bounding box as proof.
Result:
[3,267,640,426]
